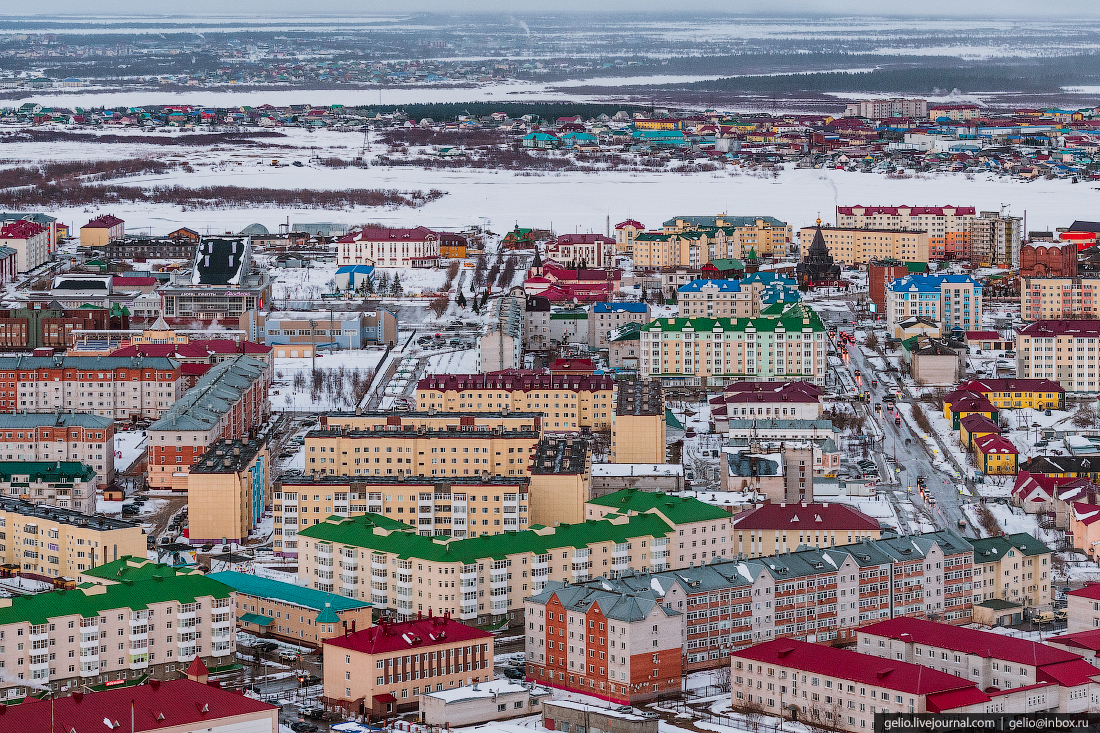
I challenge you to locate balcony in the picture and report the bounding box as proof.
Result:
[80,636,100,649]
[317,544,333,556]
[339,561,359,572]
[28,660,49,672]
[79,663,99,677]
[129,654,149,670]
[340,574,358,586]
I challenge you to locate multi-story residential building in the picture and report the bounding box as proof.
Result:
[0,220,50,272]
[1021,277,1100,321]
[296,511,678,625]
[304,411,542,481]
[146,355,271,490]
[415,371,615,431]
[0,413,114,487]
[584,489,735,560]
[1016,320,1100,392]
[545,233,615,268]
[614,219,644,255]
[796,225,929,265]
[660,216,793,258]
[589,303,650,349]
[885,273,982,337]
[970,209,1023,268]
[479,287,525,371]
[956,378,1064,410]
[209,570,372,648]
[524,579,683,705]
[610,379,666,464]
[639,305,828,387]
[858,617,1098,701]
[336,226,465,268]
[1066,584,1100,633]
[0,572,233,697]
[243,309,399,353]
[0,355,180,420]
[529,434,592,527]
[730,640,991,730]
[159,238,272,320]
[731,503,882,557]
[321,614,493,720]
[273,476,532,556]
[968,532,1052,608]
[677,279,759,318]
[929,103,981,120]
[843,98,929,119]
[0,461,98,513]
[836,205,975,260]
[79,214,124,248]
[186,435,271,546]
[0,499,146,577]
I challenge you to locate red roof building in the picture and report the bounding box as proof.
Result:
[82,214,125,229]
[0,678,277,733]
[731,502,880,532]
[322,612,493,720]
[337,226,464,268]
[545,233,616,268]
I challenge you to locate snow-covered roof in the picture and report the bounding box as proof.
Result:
[422,679,549,703]
[591,464,684,477]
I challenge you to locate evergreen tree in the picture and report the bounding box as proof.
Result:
[364,276,375,295]
[378,271,391,293]
[457,291,467,308]
[391,274,403,298]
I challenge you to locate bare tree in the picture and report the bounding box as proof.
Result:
[864,332,879,351]
[443,261,460,290]
[713,664,732,694]
[429,296,449,318]
[975,504,1001,537]
[1072,404,1098,428]
[732,697,766,733]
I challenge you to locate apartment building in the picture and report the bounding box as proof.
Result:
[524,579,683,705]
[480,288,525,371]
[0,499,145,577]
[796,226,929,265]
[843,98,929,119]
[0,573,233,698]
[607,380,663,465]
[415,372,615,431]
[660,216,792,259]
[146,355,270,490]
[1066,584,1100,633]
[321,614,493,719]
[274,476,532,556]
[858,617,1098,703]
[545,234,615,269]
[730,640,990,730]
[529,434,591,527]
[885,274,982,338]
[1021,277,1100,321]
[968,532,1052,608]
[589,303,650,349]
[1016,320,1100,392]
[337,226,464,268]
[970,210,1023,268]
[639,305,829,387]
[305,412,541,481]
[614,220,645,255]
[296,511,677,625]
[187,436,270,545]
[929,103,981,121]
[0,413,114,487]
[731,503,882,557]
[0,355,180,420]
[79,214,124,248]
[209,570,372,649]
[585,489,735,561]
[677,279,759,318]
[0,220,51,272]
[836,205,975,261]
[0,461,97,513]
[957,378,1064,411]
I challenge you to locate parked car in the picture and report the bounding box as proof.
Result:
[256,642,279,653]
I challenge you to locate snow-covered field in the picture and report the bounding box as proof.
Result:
[270,349,387,412]
[113,429,148,473]
[6,126,1091,241]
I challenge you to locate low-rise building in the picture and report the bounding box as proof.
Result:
[0,572,233,698]
[973,433,1019,475]
[186,435,270,545]
[710,381,823,431]
[526,580,682,704]
[968,532,1052,608]
[731,502,881,557]
[591,463,685,496]
[0,499,146,577]
[1066,584,1100,633]
[422,679,550,726]
[336,226,463,268]
[957,378,1064,410]
[209,570,372,648]
[244,309,398,353]
[159,237,272,320]
[79,214,124,248]
[0,412,114,486]
[321,613,493,720]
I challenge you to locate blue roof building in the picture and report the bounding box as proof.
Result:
[886,273,982,336]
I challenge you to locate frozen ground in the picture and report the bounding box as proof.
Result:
[7,126,1088,241]
[113,429,148,473]
[426,348,479,374]
[97,497,167,515]
[270,349,386,412]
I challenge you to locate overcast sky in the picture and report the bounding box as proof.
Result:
[17,2,1100,18]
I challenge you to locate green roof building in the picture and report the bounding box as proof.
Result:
[81,556,203,585]
[586,488,733,524]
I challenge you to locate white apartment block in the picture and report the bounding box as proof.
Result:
[1016,321,1100,392]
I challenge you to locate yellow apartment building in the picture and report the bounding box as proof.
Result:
[0,498,146,577]
[528,434,592,527]
[273,475,533,556]
[958,378,1065,410]
[797,225,929,265]
[610,379,666,464]
[1022,277,1100,321]
[186,436,270,545]
[414,373,615,431]
[584,488,735,561]
[969,533,1052,608]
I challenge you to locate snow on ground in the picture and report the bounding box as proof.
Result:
[97,497,167,515]
[270,349,386,412]
[113,429,148,473]
[965,502,1061,546]
[427,348,479,375]
[8,124,1086,249]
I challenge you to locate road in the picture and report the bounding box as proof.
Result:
[825,311,974,537]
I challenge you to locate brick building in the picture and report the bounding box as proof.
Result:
[868,259,918,314]
[1020,241,1077,277]
[0,412,114,487]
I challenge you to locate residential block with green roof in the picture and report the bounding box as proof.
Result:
[639,303,828,387]
[208,570,372,649]
[0,574,234,696]
[296,509,688,627]
[967,532,1053,607]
